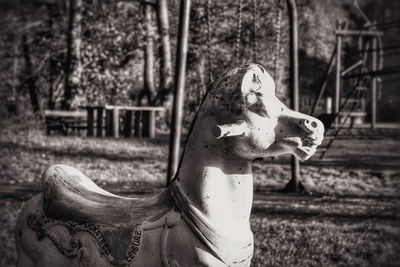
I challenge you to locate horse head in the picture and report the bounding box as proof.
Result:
[189,63,324,163]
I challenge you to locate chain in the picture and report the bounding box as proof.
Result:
[206,0,213,83]
[235,0,243,65]
[272,0,283,82]
[252,0,258,62]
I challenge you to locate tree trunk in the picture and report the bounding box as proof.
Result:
[143,4,156,105]
[48,58,56,110]
[22,35,41,113]
[11,0,22,103]
[197,56,206,104]
[12,35,20,103]
[155,0,173,105]
[47,5,56,110]
[63,0,82,110]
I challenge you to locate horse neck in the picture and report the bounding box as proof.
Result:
[174,116,253,240]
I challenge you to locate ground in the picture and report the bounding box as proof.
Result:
[0,121,399,266]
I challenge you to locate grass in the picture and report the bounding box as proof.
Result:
[0,121,399,266]
[1,123,399,197]
[251,216,400,267]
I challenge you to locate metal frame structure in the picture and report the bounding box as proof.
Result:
[167,0,301,188]
[334,23,381,129]
[167,0,191,182]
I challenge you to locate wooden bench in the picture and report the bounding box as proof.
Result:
[44,110,87,135]
[81,105,165,138]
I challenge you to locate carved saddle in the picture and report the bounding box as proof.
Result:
[28,165,182,266]
[42,164,173,226]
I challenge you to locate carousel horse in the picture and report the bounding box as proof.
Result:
[15,64,324,267]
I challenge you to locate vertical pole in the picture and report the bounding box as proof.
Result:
[334,20,342,128]
[326,97,332,114]
[96,107,103,137]
[167,0,191,183]
[287,0,300,189]
[358,35,363,52]
[280,0,302,193]
[125,110,133,137]
[142,111,150,137]
[87,107,94,137]
[149,110,156,138]
[371,36,377,129]
[134,111,142,137]
[105,109,112,137]
[112,108,119,138]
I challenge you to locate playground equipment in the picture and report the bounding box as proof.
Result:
[310,1,389,158]
[168,0,304,191]
[311,21,383,128]
[16,64,324,267]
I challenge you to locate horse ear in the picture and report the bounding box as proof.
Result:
[243,65,275,90]
[241,64,275,107]
[253,64,275,95]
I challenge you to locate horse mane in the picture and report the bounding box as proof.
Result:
[168,64,268,185]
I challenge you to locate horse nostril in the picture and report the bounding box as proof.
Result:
[311,121,317,128]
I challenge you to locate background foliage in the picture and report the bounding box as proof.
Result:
[0,0,398,128]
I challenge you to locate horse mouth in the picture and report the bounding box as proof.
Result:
[302,134,323,147]
[297,134,324,160]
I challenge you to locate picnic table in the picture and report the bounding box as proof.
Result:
[81,105,165,138]
[44,110,87,135]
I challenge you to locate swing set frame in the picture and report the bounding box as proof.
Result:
[167,0,302,192]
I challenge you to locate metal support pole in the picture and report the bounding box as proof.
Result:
[167,0,191,183]
[334,20,342,128]
[281,0,302,192]
[288,0,299,188]
[371,36,377,129]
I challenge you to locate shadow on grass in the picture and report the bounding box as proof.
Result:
[251,206,400,223]
[1,141,165,162]
[257,155,400,170]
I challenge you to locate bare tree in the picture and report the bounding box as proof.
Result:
[62,0,82,109]
[22,34,41,113]
[155,0,173,105]
[11,0,21,104]
[142,3,157,105]
[47,4,57,110]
